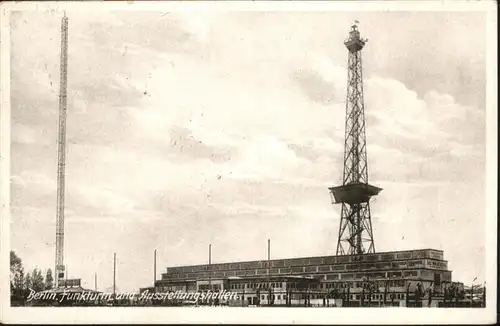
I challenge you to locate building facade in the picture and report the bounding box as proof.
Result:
[155,248,453,306]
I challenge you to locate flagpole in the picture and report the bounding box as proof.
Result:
[154,249,157,292]
[208,244,211,306]
[113,253,116,305]
[471,277,477,306]
[483,282,486,307]
[267,239,271,306]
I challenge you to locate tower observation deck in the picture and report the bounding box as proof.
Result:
[329,22,382,256]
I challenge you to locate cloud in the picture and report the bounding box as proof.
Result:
[75,12,201,57]
[292,69,338,105]
[167,126,234,163]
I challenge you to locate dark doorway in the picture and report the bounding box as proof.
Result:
[434,273,441,287]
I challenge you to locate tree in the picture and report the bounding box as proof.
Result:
[45,268,54,290]
[10,251,25,300]
[24,273,32,292]
[10,251,23,290]
[32,268,45,292]
[14,268,25,292]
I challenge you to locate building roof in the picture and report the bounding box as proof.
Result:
[164,248,444,271]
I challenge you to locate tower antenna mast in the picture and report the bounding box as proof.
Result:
[329,22,382,255]
[55,12,69,288]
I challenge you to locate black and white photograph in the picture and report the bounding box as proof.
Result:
[1,1,497,324]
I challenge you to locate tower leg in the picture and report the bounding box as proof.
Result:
[337,202,375,255]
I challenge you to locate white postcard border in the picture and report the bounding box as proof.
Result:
[0,1,497,324]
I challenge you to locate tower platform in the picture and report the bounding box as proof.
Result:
[329,182,382,205]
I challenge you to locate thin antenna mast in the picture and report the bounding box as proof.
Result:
[55,13,69,288]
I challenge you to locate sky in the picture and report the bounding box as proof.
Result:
[10,10,487,292]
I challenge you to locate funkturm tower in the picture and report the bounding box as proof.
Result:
[329,22,382,255]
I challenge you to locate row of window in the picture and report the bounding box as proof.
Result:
[349,293,405,301]
[165,266,434,282]
[228,280,408,291]
[198,284,222,290]
[252,293,406,301]
[320,280,406,289]
[230,282,284,290]
[260,294,284,301]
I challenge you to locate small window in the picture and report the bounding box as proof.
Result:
[278,295,281,300]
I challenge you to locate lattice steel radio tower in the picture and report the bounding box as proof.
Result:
[329,22,382,255]
[55,13,69,288]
